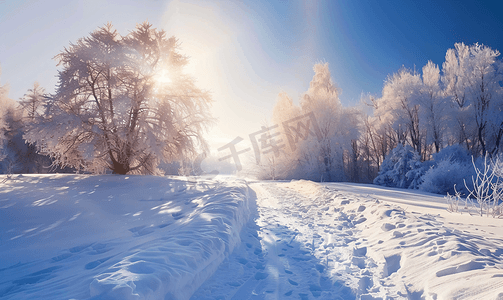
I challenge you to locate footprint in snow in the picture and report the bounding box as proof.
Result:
[84,255,114,270]
[70,243,94,253]
[172,212,184,220]
[254,272,268,280]
[52,253,73,262]
[238,258,248,265]
[309,285,322,297]
[89,243,113,255]
[299,293,309,300]
[393,231,406,238]
[315,264,325,273]
[384,254,401,276]
[158,222,173,229]
[288,279,298,285]
[357,276,373,294]
[12,266,62,286]
[254,262,265,270]
[381,223,396,231]
[129,225,155,237]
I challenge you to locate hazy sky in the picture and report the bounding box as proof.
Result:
[1,0,502,152]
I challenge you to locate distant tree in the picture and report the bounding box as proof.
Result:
[257,63,362,182]
[0,65,16,163]
[25,22,213,174]
[267,92,302,178]
[378,68,424,157]
[0,106,33,174]
[344,106,364,182]
[360,110,382,178]
[19,82,46,122]
[0,81,64,174]
[271,91,302,145]
[362,95,396,173]
[420,61,450,154]
[299,63,349,181]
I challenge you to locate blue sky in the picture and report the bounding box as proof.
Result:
[1,0,502,145]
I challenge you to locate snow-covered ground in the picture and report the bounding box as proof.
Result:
[1,175,503,299]
[0,174,251,299]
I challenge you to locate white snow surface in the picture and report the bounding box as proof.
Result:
[1,175,503,299]
[0,174,250,299]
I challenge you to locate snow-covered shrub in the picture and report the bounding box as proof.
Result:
[445,187,461,213]
[420,159,474,195]
[406,158,433,189]
[419,145,475,195]
[373,144,422,188]
[464,155,503,217]
[431,144,471,164]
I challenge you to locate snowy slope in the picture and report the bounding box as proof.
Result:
[0,175,251,299]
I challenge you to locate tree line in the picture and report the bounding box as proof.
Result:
[0,21,501,186]
[256,42,503,188]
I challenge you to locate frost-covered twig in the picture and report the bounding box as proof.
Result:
[489,157,503,218]
[445,184,465,213]
[462,154,503,217]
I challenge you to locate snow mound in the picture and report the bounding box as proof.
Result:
[284,179,324,196]
[0,175,251,300]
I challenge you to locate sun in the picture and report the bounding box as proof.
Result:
[154,69,172,87]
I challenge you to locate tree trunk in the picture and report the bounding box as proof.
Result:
[110,151,130,174]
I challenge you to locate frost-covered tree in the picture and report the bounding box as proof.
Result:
[0,81,70,174]
[0,66,16,162]
[359,110,383,179]
[263,92,302,179]
[420,61,450,153]
[19,82,46,122]
[272,91,302,146]
[257,63,362,182]
[298,63,360,181]
[442,43,503,156]
[376,68,424,156]
[25,22,213,174]
[361,95,397,174]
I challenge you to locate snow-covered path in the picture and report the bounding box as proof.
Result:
[192,181,374,299]
[192,180,503,300]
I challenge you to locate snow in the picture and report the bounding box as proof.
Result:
[0,174,251,299]
[1,175,503,299]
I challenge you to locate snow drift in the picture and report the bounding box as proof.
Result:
[0,174,251,299]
